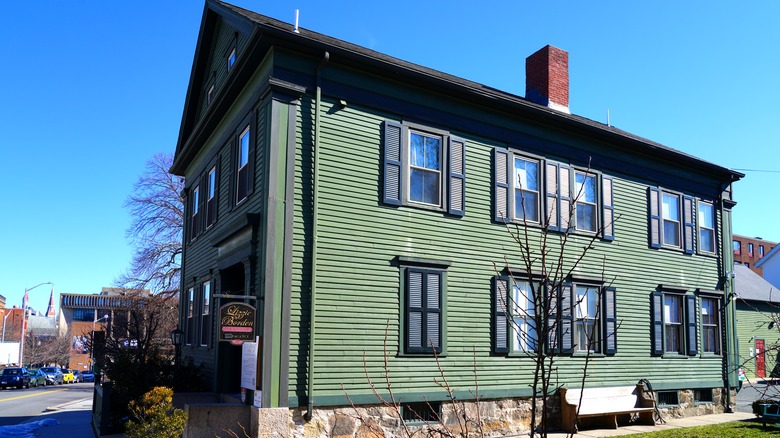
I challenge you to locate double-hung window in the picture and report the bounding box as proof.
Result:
[493,278,616,355]
[206,166,217,229]
[760,245,765,258]
[574,172,597,232]
[513,157,541,223]
[185,287,195,346]
[236,124,251,204]
[700,296,720,354]
[401,262,447,354]
[409,130,442,206]
[733,240,741,255]
[651,289,697,356]
[574,285,600,352]
[649,189,695,253]
[749,243,754,257]
[494,150,614,239]
[697,202,715,254]
[382,121,466,216]
[200,281,211,347]
[190,185,200,241]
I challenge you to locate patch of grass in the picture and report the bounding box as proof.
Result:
[632,420,776,437]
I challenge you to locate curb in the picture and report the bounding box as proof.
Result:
[43,397,92,412]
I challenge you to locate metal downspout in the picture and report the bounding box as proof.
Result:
[307,51,329,420]
[720,183,735,412]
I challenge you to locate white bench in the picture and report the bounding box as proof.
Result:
[559,385,655,433]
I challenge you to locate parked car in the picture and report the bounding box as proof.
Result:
[28,369,46,387]
[62,369,75,384]
[40,366,63,385]
[0,367,30,389]
[71,370,82,383]
[80,370,95,383]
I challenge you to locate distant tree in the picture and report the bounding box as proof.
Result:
[119,152,184,295]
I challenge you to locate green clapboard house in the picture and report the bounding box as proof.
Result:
[171,0,745,434]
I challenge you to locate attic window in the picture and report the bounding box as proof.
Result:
[227,48,236,72]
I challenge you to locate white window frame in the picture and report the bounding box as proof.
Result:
[661,192,682,248]
[512,156,541,224]
[573,171,598,233]
[207,83,215,105]
[697,201,716,254]
[206,166,216,229]
[574,285,601,353]
[700,296,720,354]
[511,279,538,352]
[200,281,211,347]
[236,125,251,204]
[185,287,194,346]
[190,185,200,241]
[663,294,683,354]
[407,129,443,207]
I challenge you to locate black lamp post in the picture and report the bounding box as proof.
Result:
[170,328,183,388]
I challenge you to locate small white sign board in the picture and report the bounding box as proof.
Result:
[241,338,258,390]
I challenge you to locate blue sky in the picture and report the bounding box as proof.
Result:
[2,1,779,313]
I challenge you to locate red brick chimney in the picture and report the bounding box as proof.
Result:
[525,45,570,113]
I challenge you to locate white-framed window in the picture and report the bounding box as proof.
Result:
[701,296,720,354]
[663,294,683,353]
[697,201,715,253]
[227,47,236,72]
[513,157,541,223]
[186,287,194,346]
[190,185,200,241]
[409,130,442,206]
[574,285,601,352]
[760,245,765,258]
[749,243,754,257]
[574,171,597,232]
[733,240,741,255]
[511,280,537,352]
[207,83,215,105]
[200,281,211,347]
[661,193,681,247]
[382,121,466,216]
[652,290,698,356]
[206,166,217,229]
[236,125,250,204]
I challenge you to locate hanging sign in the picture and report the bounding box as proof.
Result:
[219,303,256,343]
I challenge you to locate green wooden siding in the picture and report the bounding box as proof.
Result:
[287,93,727,406]
[736,301,780,379]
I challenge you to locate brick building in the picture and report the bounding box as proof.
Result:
[732,234,776,276]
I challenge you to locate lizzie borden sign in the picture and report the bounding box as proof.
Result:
[219,302,256,343]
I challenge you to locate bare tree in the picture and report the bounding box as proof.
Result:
[119,152,184,295]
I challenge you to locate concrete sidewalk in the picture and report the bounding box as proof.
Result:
[546,411,756,437]
[31,397,124,438]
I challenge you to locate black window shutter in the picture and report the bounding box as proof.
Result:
[648,188,661,248]
[425,271,442,352]
[686,295,698,356]
[405,268,442,353]
[545,286,561,354]
[448,136,466,216]
[493,148,510,223]
[601,175,615,241]
[559,165,572,232]
[383,121,403,206]
[603,286,617,355]
[545,162,560,231]
[683,196,695,254]
[560,283,574,354]
[651,291,664,355]
[492,276,510,354]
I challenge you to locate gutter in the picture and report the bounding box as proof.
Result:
[306,50,329,420]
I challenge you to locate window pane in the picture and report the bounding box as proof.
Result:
[515,191,539,222]
[698,203,714,228]
[410,133,424,167]
[664,221,680,246]
[699,229,714,253]
[576,204,596,231]
[575,173,596,203]
[208,168,216,198]
[239,128,250,167]
[514,158,538,191]
[664,295,681,323]
[425,137,441,170]
[662,194,679,221]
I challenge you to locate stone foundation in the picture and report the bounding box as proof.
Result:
[243,387,735,437]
